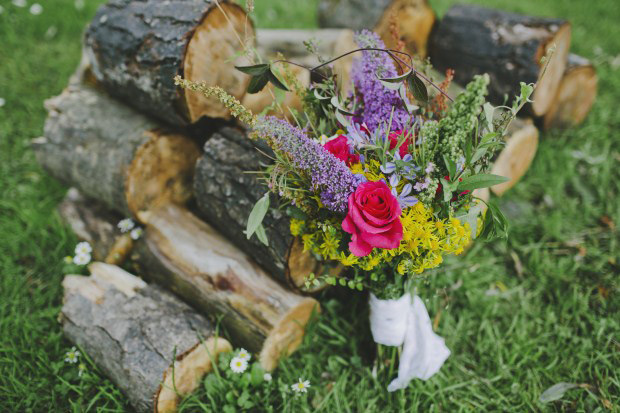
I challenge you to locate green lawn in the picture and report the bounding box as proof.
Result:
[0,0,618,411]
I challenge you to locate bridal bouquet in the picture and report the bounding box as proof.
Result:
[177,29,535,391]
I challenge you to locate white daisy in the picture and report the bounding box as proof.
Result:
[74,241,92,256]
[65,347,80,363]
[12,0,27,8]
[117,218,135,233]
[236,348,251,361]
[73,253,91,266]
[263,373,272,382]
[29,3,42,14]
[229,356,248,373]
[291,378,310,393]
[130,228,143,240]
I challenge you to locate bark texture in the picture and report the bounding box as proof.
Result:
[61,262,231,413]
[542,54,597,130]
[194,127,341,291]
[84,0,253,125]
[131,203,319,371]
[33,83,200,218]
[429,4,571,116]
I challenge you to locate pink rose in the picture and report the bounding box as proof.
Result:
[342,181,403,257]
[324,135,360,166]
[388,130,413,158]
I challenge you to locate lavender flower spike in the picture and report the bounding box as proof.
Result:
[253,116,364,212]
[352,30,411,132]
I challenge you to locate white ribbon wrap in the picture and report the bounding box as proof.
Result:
[369,292,450,392]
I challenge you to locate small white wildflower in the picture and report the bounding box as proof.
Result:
[291,378,310,393]
[74,0,85,10]
[63,256,73,264]
[74,241,92,256]
[425,162,435,174]
[65,347,80,363]
[236,348,251,361]
[130,227,143,240]
[0,98,5,107]
[29,3,42,14]
[12,0,27,8]
[229,356,248,373]
[117,218,135,233]
[73,253,91,266]
[263,373,272,381]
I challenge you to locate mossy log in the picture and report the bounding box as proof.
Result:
[318,0,435,57]
[542,54,597,130]
[61,262,232,413]
[131,203,320,371]
[194,127,341,292]
[429,4,571,116]
[84,0,254,125]
[33,83,200,218]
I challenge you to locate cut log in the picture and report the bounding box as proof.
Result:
[59,189,133,265]
[491,118,539,196]
[318,0,435,57]
[33,83,200,218]
[194,127,342,292]
[61,262,232,413]
[542,54,597,130]
[131,203,319,371]
[429,4,571,116]
[84,0,254,125]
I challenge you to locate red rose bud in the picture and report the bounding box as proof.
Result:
[324,135,360,166]
[388,130,413,158]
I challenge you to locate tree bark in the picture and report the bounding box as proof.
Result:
[318,0,435,57]
[491,117,539,196]
[429,4,571,116]
[33,83,200,218]
[61,262,232,413]
[194,127,341,292]
[131,203,320,371]
[542,54,597,130]
[84,0,254,125]
[58,189,133,265]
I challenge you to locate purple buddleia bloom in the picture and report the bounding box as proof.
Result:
[352,30,411,132]
[253,116,364,212]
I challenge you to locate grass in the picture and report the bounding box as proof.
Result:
[0,0,618,411]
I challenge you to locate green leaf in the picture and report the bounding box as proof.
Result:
[443,155,456,179]
[483,102,495,132]
[440,178,458,203]
[330,96,357,116]
[470,147,488,164]
[235,63,270,76]
[246,193,270,239]
[268,69,289,92]
[407,73,428,103]
[246,74,269,94]
[286,206,308,220]
[539,383,580,403]
[457,174,509,191]
[250,363,264,386]
[255,224,269,246]
[479,200,508,241]
[377,69,412,83]
[313,89,331,101]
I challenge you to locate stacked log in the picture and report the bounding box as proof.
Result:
[542,54,598,130]
[194,127,342,292]
[318,0,435,57]
[59,191,319,371]
[61,262,232,413]
[84,0,254,125]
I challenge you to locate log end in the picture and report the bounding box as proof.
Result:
[491,120,539,196]
[156,337,232,413]
[259,297,320,372]
[183,3,254,121]
[126,131,200,219]
[375,0,436,58]
[531,23,572,115]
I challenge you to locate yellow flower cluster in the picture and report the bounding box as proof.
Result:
[289,201,472,277]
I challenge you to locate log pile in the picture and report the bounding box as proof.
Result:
[35,0,595,410]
